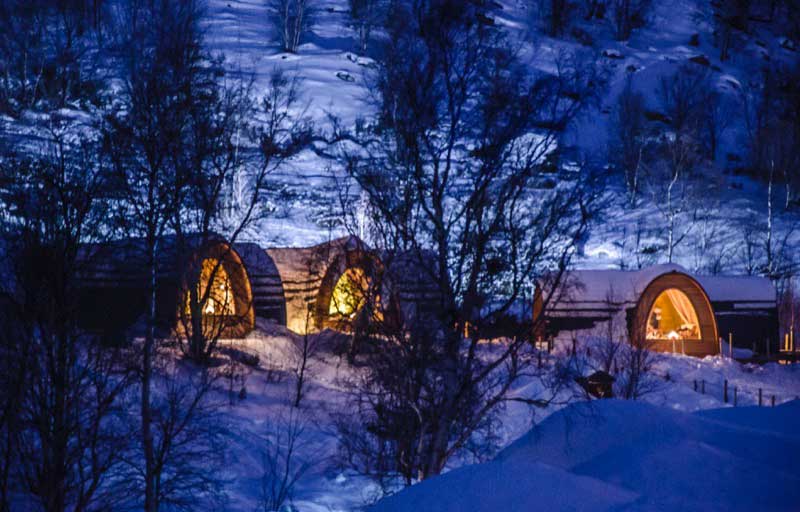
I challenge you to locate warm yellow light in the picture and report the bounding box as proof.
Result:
[187,258,234,316]
[646,288,699,341]
[329,267,368,318]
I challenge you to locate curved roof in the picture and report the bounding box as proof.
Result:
[547,264,776,311]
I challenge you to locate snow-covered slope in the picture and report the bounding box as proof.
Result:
[200,0,800,275]
[207,325,800,510]
[370,399,800,512]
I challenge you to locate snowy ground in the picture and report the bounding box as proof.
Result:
[206,324,800,511]
[372,399,800,511]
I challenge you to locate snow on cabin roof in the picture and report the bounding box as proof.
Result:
[552,264,686,306]
[695,275,776,303]
[548,264,776,308]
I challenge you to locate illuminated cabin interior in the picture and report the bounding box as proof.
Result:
[329,267,369,318]
[327,266,383,327]
[187,258,236,316]
[645,289,700,342]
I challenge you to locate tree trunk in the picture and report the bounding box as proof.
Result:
[142,239,157,512]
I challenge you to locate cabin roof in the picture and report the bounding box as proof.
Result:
[546,264,776,309]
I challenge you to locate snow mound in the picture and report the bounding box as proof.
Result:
[372,400,800,512]
[369,456,636,512]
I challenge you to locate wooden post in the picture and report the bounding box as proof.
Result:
[733,387,737,407]
[785,333,789,352]
[771,395,775,407]
[681,338,685,355]
[728,333,733,359]
[537,349,542,369]
[672,338,676,354]
[758,388,763,406]
[701,380,705,394]
[724,380,728,403]
[571,337,576,356]
[693,380,697,392]
[718,336,723,356]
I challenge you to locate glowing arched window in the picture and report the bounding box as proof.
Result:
[646,289,700,341]
[187,258,235,316]
[329,267,370,318]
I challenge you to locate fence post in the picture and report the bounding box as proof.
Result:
[681,338,685,355]
[724,380,728,403]
[758,388,763,406]
[728,333,733,359]
[733,387,737,407]
[701,380,705,395]
[693,380,697,392]
[718,337,722,356]
[771,395,775,407]
[672,339,676,354]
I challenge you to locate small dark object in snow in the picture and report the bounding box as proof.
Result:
[780,38,797,51]
[571,27,594,46]
[644,110,671,124]
[602,49,624,59]
[238,386,247,400]
[689,54,710,66]
[689,33,700,46]
[336,71,355,82]
[576,371,615,399]
[626,64,638,73]
[476,13,494,25]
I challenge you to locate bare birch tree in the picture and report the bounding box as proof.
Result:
[332,0,601,487]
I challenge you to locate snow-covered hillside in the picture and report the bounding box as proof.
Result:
[201,0,800,276]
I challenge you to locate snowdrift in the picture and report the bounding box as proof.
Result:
[371,400,800,512]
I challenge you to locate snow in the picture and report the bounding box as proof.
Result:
[548,264,776,308]
[371,399,800,512]
[204,323,800,511]
[697,275,777,302]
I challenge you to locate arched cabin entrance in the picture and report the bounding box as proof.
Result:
[632,272,718,356]
[178,241,255,339]
[267,236,387,334]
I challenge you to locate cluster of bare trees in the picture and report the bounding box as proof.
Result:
[0,0,111,116]
[0,0,315,509]
[530,0,651,40]
[327,0,602,491]
[713,0,800,61]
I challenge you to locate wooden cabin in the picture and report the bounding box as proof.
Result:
[535,264,778,357]
[267,236,387,334]
[77,235,255,340]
